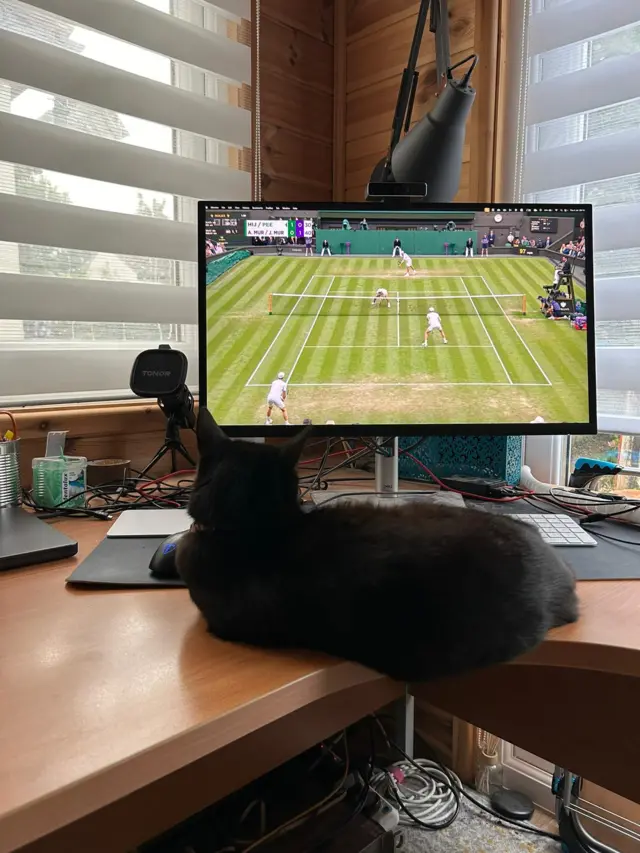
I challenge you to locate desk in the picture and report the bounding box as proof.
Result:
[0,519,403,853]
[2,520,640,852]
[413,577,640,805]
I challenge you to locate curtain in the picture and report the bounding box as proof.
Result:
[0,0,252,405]
[514,0,640,433]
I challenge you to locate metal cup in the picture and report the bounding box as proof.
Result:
[0,438,21,508]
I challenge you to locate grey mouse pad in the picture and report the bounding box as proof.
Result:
[66,537,186,588]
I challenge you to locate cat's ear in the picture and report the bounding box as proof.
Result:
[196,407,228,458]
[280,426,311,467]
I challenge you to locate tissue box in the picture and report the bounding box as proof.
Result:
[398,435,523,486]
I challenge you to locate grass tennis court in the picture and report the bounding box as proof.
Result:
[205,255,589,426]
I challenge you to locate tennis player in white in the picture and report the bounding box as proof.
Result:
[422,306,448,346]
[372,286,391,308]
[400,250,416,277]
[265,371,291,425]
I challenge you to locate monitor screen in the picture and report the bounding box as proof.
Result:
[198,202,596,437]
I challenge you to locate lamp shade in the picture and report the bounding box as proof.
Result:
[379,79,476,203]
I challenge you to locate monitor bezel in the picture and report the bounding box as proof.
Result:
[197,201,597,438]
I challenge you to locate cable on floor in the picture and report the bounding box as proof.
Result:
[371,759,461,830]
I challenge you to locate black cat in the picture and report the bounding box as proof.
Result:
[177,409,579,682]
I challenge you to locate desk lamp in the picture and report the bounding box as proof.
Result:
[368,0,477,203]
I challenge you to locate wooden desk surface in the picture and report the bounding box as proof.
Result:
[0,519,396,853]
[2,516,640,851]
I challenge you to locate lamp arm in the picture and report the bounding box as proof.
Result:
[382,0,433,179]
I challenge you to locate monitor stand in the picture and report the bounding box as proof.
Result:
[310,438,464,509]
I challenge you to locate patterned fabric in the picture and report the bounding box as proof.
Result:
[398,436,523,486]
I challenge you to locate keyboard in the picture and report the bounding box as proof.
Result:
[512,513,597,547]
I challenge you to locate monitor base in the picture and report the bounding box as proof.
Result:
[310,437,464,508]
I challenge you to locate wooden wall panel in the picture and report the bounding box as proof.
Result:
[342,0,499,203]
[259,0,335,201]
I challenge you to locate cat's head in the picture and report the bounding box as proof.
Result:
[188,407,309,530]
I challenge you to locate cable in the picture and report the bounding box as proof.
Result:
[400,453,527,503]
[304,718,378,853]
[398,436,428,455]
[298,447,365,467]
[458,788,562,843]
[372,760,460,830]
[241,732,350,852]
[22,467,196,519]
[370,715,562,843]
[582,528,640,547]
[0,409,18,438]
[299,441,377,498]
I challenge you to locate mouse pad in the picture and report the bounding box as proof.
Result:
[66,537,186,588]
[472,502,640,581]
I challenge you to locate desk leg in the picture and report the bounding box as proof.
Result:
[393,687,415,758]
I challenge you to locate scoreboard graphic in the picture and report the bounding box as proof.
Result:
[244,219,314,239]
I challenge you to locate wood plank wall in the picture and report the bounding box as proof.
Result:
[338,0,499,203]
[258,0,335,201]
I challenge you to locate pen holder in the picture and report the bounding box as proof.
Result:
[0,438,21,508]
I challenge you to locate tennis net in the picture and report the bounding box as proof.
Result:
[268,291,527,316]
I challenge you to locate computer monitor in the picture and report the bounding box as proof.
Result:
[198,202,596,437]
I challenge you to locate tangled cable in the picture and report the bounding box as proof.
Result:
[372,758,461,830]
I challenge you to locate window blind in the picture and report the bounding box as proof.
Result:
[515,0,640,433]
[0,0,252,405]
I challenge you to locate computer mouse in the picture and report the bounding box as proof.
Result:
[149,531,187,579]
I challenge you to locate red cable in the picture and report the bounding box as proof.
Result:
[298,447,364,466]
[137,469,196,494]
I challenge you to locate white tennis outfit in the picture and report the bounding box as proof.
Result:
[426,311,442,332]
[376,288,388,298]
[267,378,286,409]
[403,255,413,267]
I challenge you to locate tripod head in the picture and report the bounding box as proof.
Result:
[158,384,196,430]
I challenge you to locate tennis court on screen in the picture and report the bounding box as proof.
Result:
[205,255,588,426]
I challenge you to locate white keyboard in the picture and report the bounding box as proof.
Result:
[512,513,597,547]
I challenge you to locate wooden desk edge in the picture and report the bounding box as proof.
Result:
[2,661,395,853]
[516,638,640,679]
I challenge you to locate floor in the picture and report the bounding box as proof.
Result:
[400,800,562,853]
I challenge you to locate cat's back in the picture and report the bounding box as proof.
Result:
[295,500,577,612]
